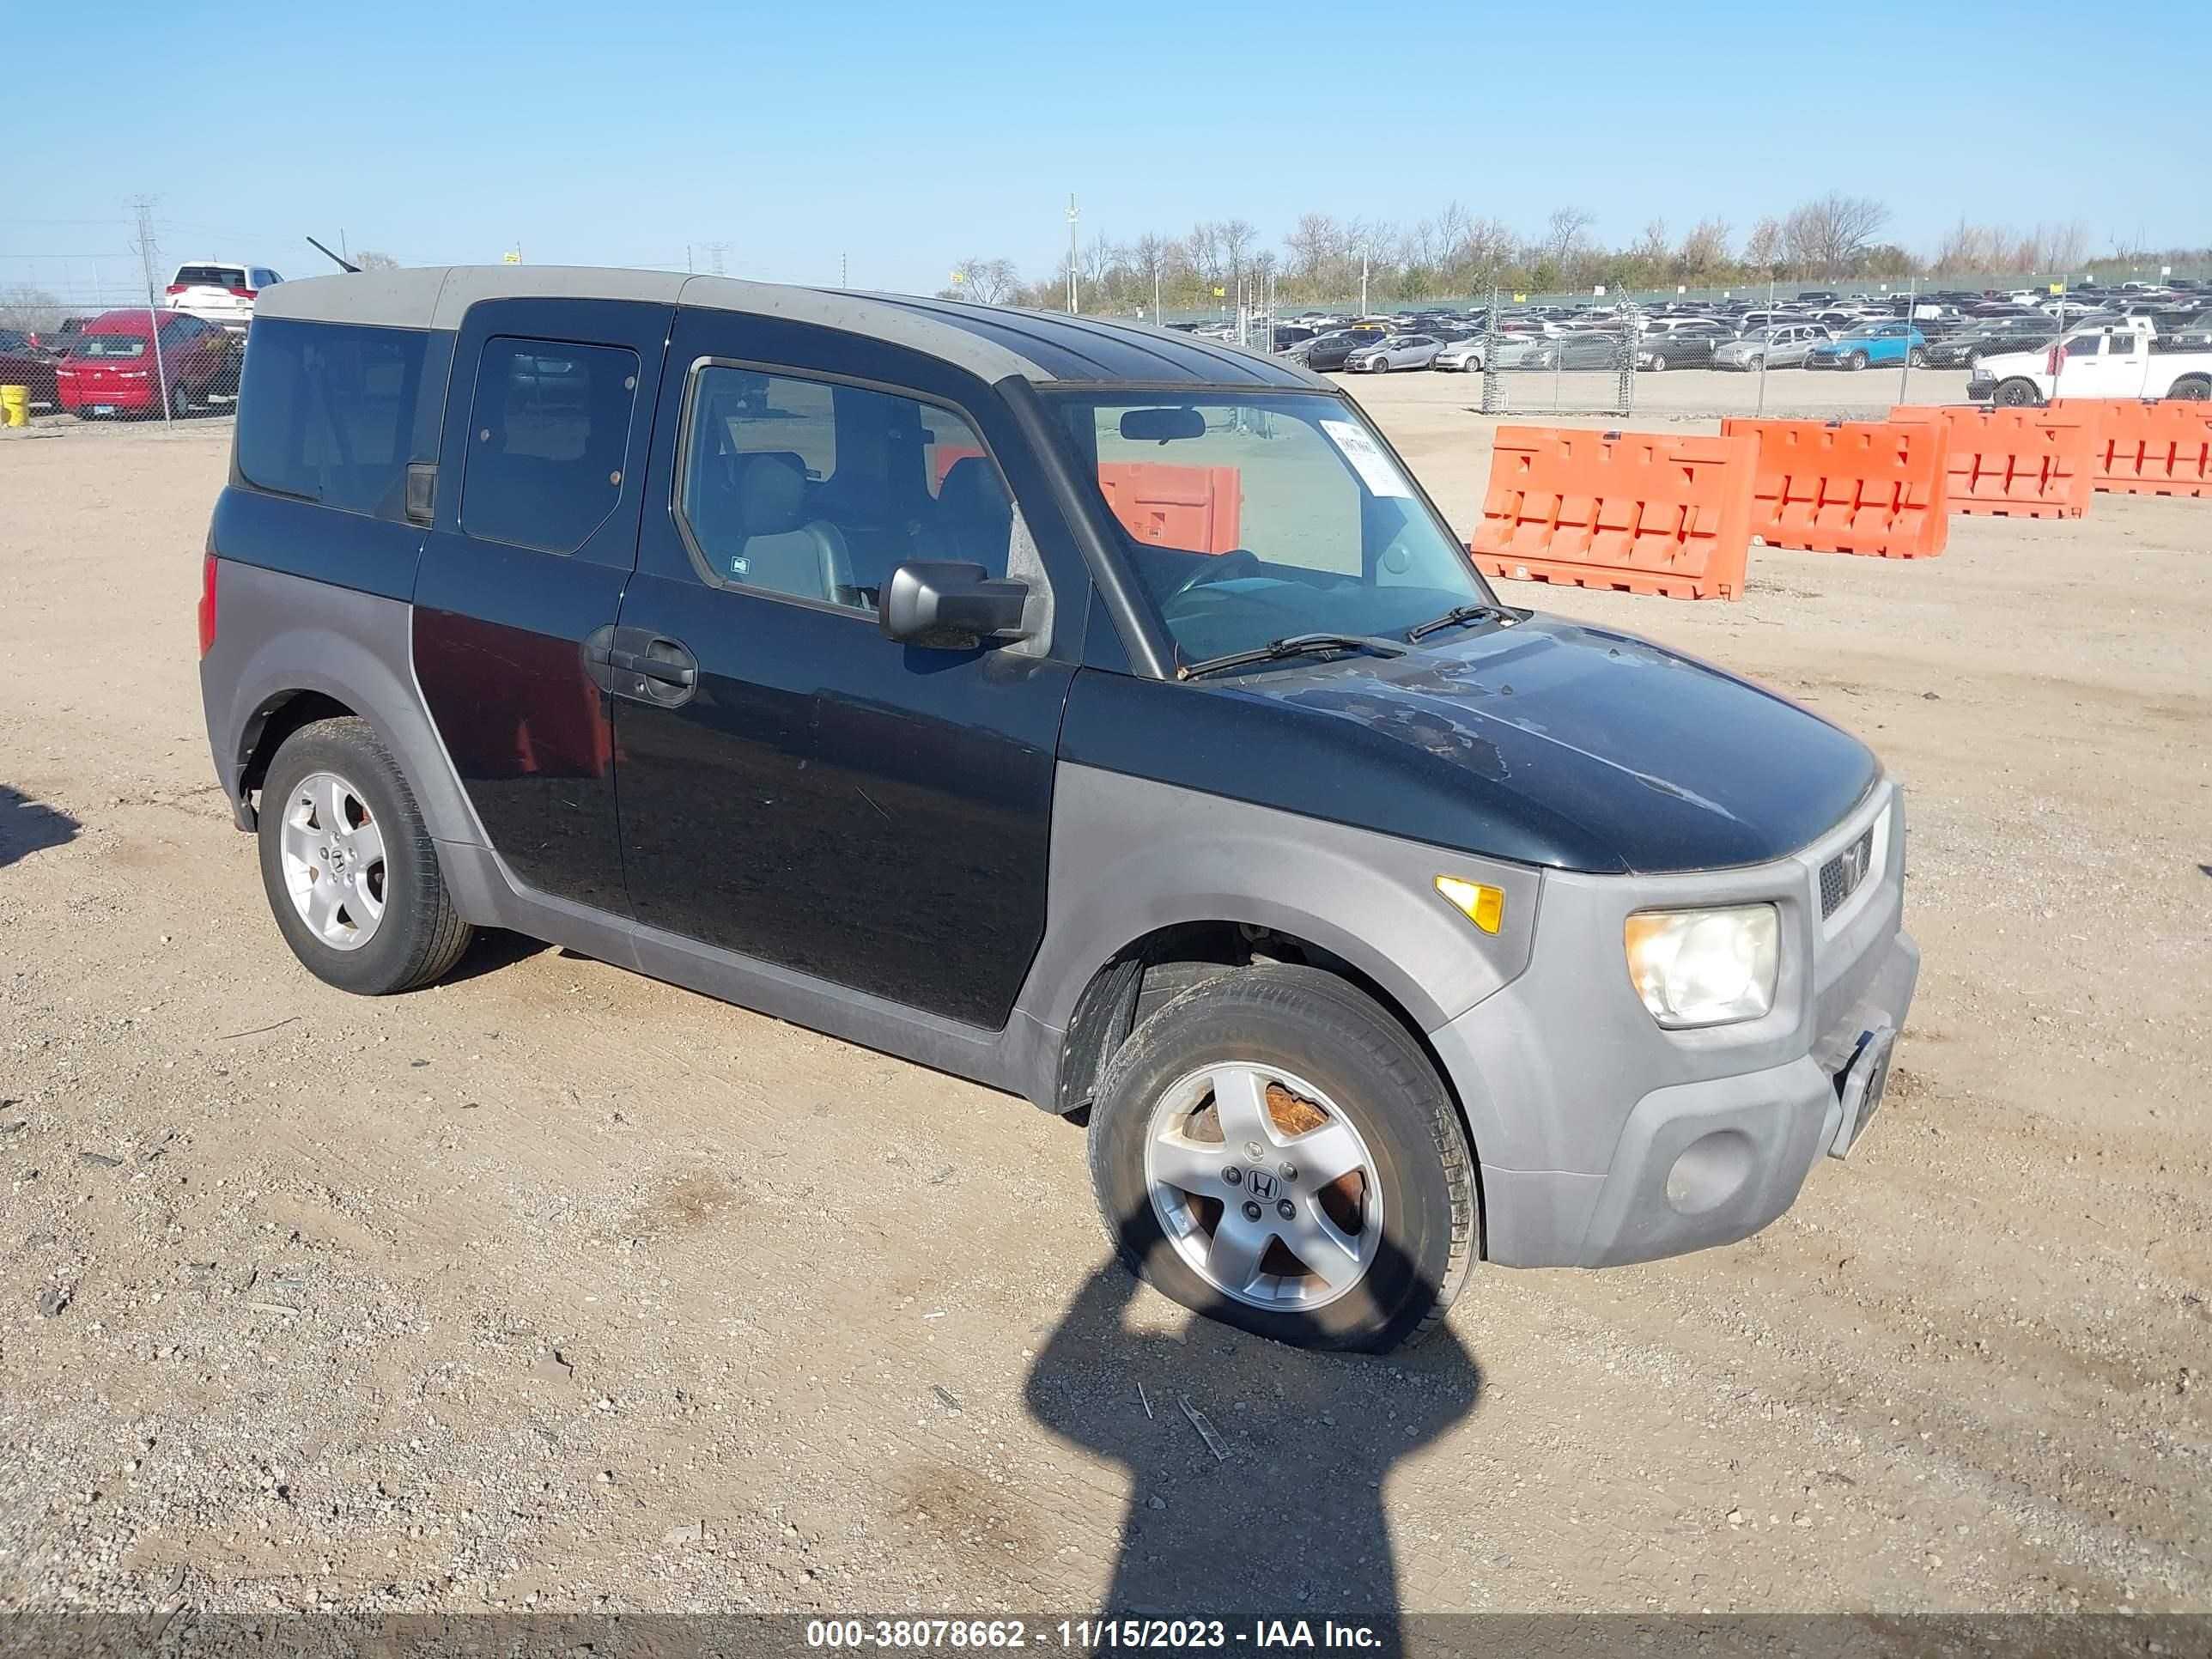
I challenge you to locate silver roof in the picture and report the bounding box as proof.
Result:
[252,265,1328,389]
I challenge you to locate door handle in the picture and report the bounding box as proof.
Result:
[608,647,696,688]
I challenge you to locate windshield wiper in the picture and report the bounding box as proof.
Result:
[1177,633,1410,681]
[1406,603,1512,641]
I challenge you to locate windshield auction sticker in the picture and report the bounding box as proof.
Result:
[1319,418,1414,497]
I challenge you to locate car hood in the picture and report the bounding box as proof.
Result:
[1216,617,1880,873]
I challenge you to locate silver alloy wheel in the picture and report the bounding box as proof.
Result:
[1143,1061,1384,1312]
[278,770,387,951]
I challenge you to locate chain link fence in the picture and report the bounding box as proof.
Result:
[3,224,265,424]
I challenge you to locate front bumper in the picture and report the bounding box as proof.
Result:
[1965,374,1997,402]
[1430,779,1917,1268]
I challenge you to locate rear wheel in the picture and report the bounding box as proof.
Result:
[166,375,193,418]
[1994,377,2042,408]
[2166,376,2211,401]
[1086,964,1477,1352]
[257,717,473,996]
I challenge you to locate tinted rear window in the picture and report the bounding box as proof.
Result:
[77,334,148,359]
[235,319,437,519]
[175,266,246,288]
[459,336,640,554]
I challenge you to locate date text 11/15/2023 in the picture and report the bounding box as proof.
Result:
[805,1618,1386,1650]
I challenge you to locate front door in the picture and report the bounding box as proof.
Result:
[410,298,670,914]
[611,310,1076,1028]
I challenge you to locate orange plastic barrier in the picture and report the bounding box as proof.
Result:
[931,445,1245,552]
[1097,462,1244,554]
[2052,398,2212,498]
[1470,426,1755,601]
[1721,417,1950,560]
[1887,405,2094,519]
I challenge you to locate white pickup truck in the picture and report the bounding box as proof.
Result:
[1968,322,2212,407]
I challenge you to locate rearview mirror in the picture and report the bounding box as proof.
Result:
[1119,407,1206,443]
[880,561,1032,650]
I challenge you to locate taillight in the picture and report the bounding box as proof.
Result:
[198,550,218,658]
[2047,344,2063,376]
[229,286,256,300]
[165,283,189,295]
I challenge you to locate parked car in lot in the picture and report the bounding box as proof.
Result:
[1433,337,1486,373]
[1805,323,1926,371]
[1303,326,1390,372]
[1636,323,1730,372]
[1922,317,2058,369]
[1348,334,1445,373]
[1969,325,2212,405]
[198,264,1917,1352]
[1487,333,1562,371]
[0,333,62,408]
[1711,324,1837,371]
[166,260,285,332]
[53,309,242,417]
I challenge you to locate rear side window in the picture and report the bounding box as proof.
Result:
[459,336,639,555]
[235,319,434,519]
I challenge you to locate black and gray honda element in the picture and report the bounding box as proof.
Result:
[199,267,1917,1351]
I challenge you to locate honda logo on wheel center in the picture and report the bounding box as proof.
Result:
[1247,1170,1278,1202]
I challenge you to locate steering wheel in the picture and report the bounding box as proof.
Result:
[1168,548,1261,602]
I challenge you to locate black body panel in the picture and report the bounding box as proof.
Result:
[610,306,1075,1029]
[1060,617,1879,875]
[410,297,672,914]
[210,487,426,603]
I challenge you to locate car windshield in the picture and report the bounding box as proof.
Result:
[1048,392,1494,670]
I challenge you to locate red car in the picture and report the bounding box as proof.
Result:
[54,310,241,419]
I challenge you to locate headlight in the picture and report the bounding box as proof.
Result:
[1623,904,1779,1029]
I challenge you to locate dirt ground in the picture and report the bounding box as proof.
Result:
[2,379,2207,1626]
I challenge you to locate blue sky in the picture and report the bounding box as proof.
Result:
[7,0,2204,301]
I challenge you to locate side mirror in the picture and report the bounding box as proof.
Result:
[880,561,1032,649]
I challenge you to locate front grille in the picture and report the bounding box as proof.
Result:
[1820,827,1876,919]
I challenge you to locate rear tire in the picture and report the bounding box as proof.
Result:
[166,376,193,419]
[257,717,473,996]
[1086,964,1478,1353]
[2166,376,2211,401]
[1994,377,2042,408]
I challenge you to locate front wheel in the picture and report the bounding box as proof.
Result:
[1645,353,1667,373]
[1086,964,1478,1352]
[1907,346,1929,368]
[1994,377,2042,408]
[258,717,474,996]
[1847,350,1870,371]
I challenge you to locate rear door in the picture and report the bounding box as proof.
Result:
[410,297,671,915]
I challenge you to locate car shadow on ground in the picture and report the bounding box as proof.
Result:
[0,785,80,870]
[1024,1216,1480,1638]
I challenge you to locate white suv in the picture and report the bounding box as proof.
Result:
[165,261,284,332]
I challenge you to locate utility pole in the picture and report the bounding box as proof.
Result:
[698,242,730,277]
[1066,195,1080,314]
[840,252,848,289]
[1360,252,1370,317]
[130,196,174,422]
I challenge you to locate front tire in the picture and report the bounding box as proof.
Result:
[1086,964,1477,1353]
[1994,377,2042,408]
[1847,350,1869,371]
[257,717,473,996]
[1646,353,1667,373]
[1907,346,1929,368]
[166,376,193,418]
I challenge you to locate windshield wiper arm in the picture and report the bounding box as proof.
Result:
[1177,633,1410,681]
[1406,603,1512,642]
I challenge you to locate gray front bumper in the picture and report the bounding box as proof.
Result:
[1431,780,1917,1268]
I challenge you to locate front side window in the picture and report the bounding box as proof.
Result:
[677,365,1012,614]
[460,336,638,554]
[2063,335,2103,358]
[1049,392,1493,668]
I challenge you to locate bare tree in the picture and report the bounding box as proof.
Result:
[354,250,401,271]
[1540,205,1596,268]
[1675,218,1731,279]
[1284,212,1345,283]
[1783,193,1891,276]
[945,256,1018,305]
[1742,216,1784,276]
[1632,218,1670,265]
[1184,222,1225,292]
[1219,217,1258,289]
